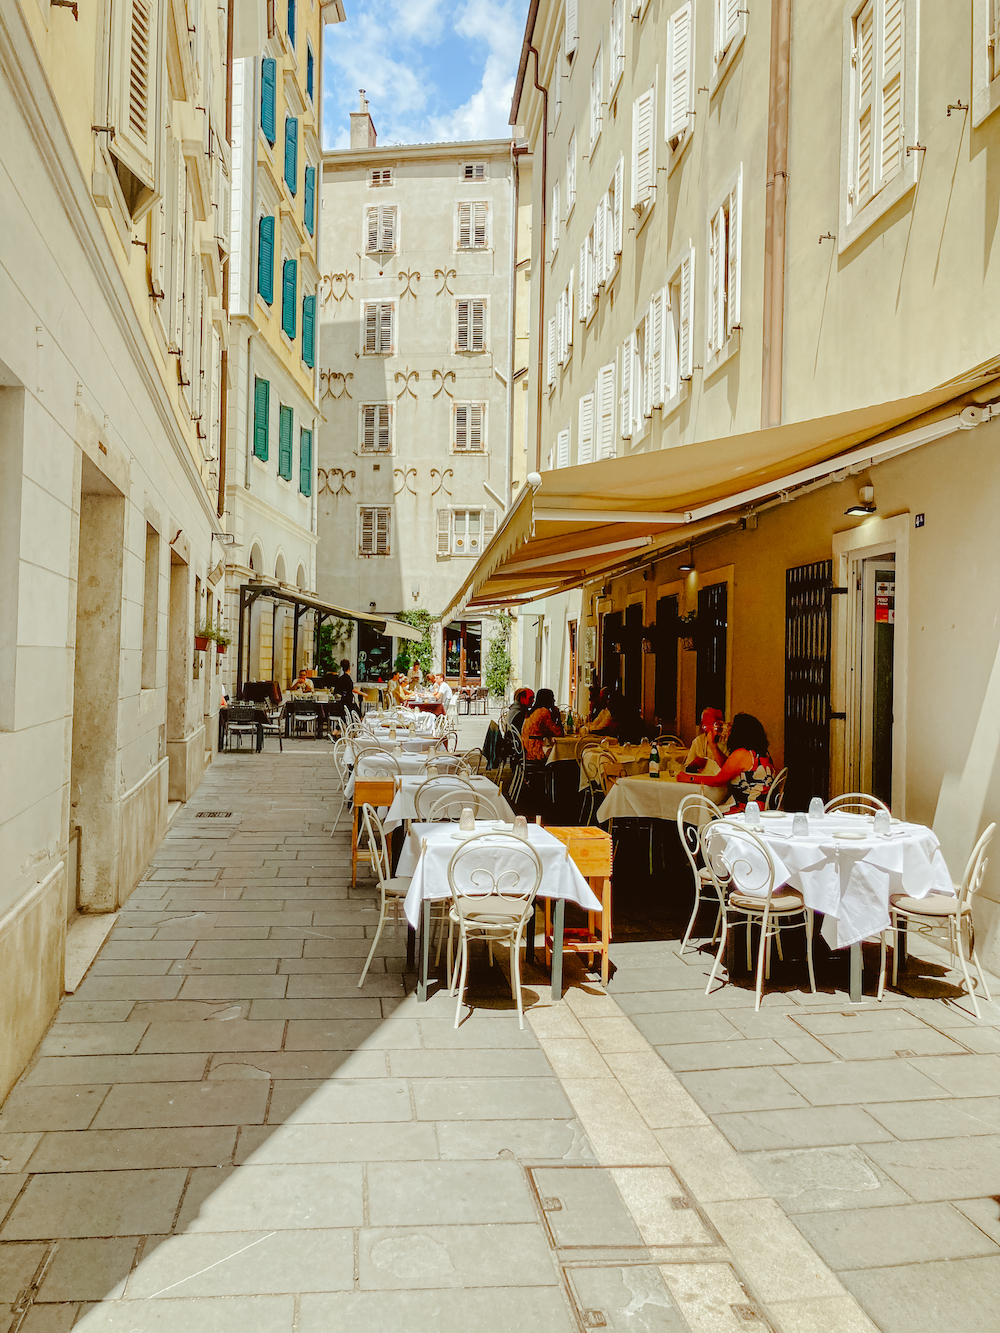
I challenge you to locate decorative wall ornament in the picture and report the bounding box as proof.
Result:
[319,272,355,308]
[431,369,457,399]
[435,267,457,295]
[398,269,421,300]
[320,370,353,400]
[430,467,453,498]
[394,368,419,400]
[394,467,418,497]
[318,467,356,497]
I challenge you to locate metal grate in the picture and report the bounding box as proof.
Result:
[784,559,833,809]
[195,812,233,818]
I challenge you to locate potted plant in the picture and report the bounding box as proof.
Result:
[215,630,231,654]
[194,623,211,652]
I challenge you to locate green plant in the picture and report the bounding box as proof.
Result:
[483,612,513,701]
[317,618,354,674]
[395,609,438,678]
[394,649,411,673]
[196,620,225,644]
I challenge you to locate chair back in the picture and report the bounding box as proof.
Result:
[433,756,472,777]
[459,747,487,775]
[700,821,777,907]
[226,704,258,726]
[579,746,604,786]
[656,734,683,748]
[428,789,504,822]
[767,767,788,810]
[351,736,382,755]
[958,822,997,912]
[356,752,401,778]
[825,792,889,816]
[446,832,542,928]
[676,792,723,874]
[414,775,476,820]
[595,751,625,794]
[331,737,351,784]
[359,803,391,886]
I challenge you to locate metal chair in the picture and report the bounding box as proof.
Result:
[330,737,352,835]
[676,792,724,952]
[428,790,505,822]
[224,704,259,752]
[414,776,477,821]
[767,767,788,810]
[290,707,319,739]
[825,792,890,816]
[258,706,284,752]
[357,803,411,986]
[506,726,527,805]
[355,752,401,779]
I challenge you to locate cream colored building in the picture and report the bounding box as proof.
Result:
[0,0,250,1097]
[317,126,517,683]
[448,0,1000,969]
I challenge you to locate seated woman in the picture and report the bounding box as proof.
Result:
[520,688,563,761]
[676,712,774,811]
[507,687,535,736]
[583,687,616,735]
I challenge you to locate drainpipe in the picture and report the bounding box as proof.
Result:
[760,0,791,429]
[218,0,235,518]
[528,44,547,473]
[505,138,519,508]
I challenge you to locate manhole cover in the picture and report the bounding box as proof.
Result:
[196,812,233,818]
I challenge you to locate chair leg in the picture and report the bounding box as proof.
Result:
[754,911,770,1011]
[804,910,817,994]
[891,911,901,987]
[705,917,729,995]
[680,886,702,953]
[512,927,525,1030]
[358,892,387,986]
[454,934,470,1028]
[955,915,983,1020]
[969,916,993,1004]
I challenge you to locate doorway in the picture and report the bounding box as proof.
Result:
[567,620,578,712]
[855,554,896,806]
[443,620,482,683]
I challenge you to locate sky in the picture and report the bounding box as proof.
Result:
[322,0,530,149]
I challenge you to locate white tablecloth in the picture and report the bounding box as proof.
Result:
[710,812,955,949]
[597,774,728,823]
[347,736,439,762]
[399,822,604,928]
[345,754,437,799]
[383,775,514,832]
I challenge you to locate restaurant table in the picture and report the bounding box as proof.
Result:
[406,699,445,717]
[370,711,437,735]
[344,754,435,800]
[398,821,604,1002]
[348,735,440,760]
[596,773,728,823]
[575,743,688,792]
[712,810,955,1000]
[383,774,513,831]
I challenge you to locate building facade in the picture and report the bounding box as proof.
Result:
[317,127,515,682]
[0,0,242,1098]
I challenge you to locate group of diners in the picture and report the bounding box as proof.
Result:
[288,660,454,717]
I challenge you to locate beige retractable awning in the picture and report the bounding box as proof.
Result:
[443,371,1000,620]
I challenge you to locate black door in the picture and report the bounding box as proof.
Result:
[623,603,644,716]
[602,611,622,694]
[695,582,728,721]
[784,559,833,809]
[654,594,679,732]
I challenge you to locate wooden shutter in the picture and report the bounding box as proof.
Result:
[110,0,158,188]
[376,508,390,555]
[678,249,694,379]
[578,391,595,465]
[613,156,624,257]
[469,299,484,350]
[302,293,316,367]
[380,206,397,252]
[379,303,394,354]
[547,316,557,385]
[473,202,488,247]
[632,89,655,207]
[253,377,269,459]
[304,165,315,235]
[667,3,693,141]
[647,290,664,409]
[261,58,277,143]
[360,507,374,554]
[456,299,469,349]
[362,404,376,451]
[458,404,484,451]
[664,283,678,400]
[483,509,496,544]
[565,273,574,348]
[455,404,468,450]
[278,404,294,478]
[708,207,724,353]
[458,201,471,247]
[855,2,874,207]
[306,43,314,100]
[282,258,297,339]
[591,49,602,145]
[578,242,588,320]
[364,302,378,352]
[437,509,452,555]
[879,0,903,187]
[727,176,741,336]
[724,0,741,51]
[257,215,274,303]
[378,405,391,451]
[620,334,634,438]
[556,427,570,468]
[299,428,312,495]
[565,0,579,57]
[552,181,560,253]
[597,361,616,458]
[612,0,625,83]
[284,117,298,194]
[595,200,606,286]
[366,206,380,253]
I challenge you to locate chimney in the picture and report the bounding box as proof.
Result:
[350,89,377,150]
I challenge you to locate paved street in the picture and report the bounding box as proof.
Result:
[0,739,997,1332]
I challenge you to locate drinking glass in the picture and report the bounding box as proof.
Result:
[745,801,761,828]
[873,810,891,837]
[459,807,475,833]
[808,797,825,819]
[427,763,438,779]
[513,815,528,840]
[792,812,808,837]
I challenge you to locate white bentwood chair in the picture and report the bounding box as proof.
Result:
[428,790,505,823]
[879,821,996,1018]
[357,803,412,986]
[355,752,401,779]
[766,767,788,810]
[330,736,352,835]
[824,791,889,816]
[676,792,724,952]
[703,821,817,1011]
[446,832,542,1029]
[413,776,477,821]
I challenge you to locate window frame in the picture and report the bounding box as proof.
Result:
[362,302,396,356]
[456,200,490,250]
[462,161,488,181]
[664,243,695,413]
[455,297,488,353]
[369,167,394,187]
[441,507,495,558]
[590,45,604,150]
[712,0,747,93]
[452,402,487,453]
[358,505,392,557]
[359,403,394,455]
[704,166,741,373]
[364,203,398,255]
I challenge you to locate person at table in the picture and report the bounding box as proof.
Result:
[584,687,616,734]
[507,687,535,735]
[521,688,563,761]
[684,708,728,773]
[433,673,454,709]
[291,668,314,693]
[332,658,361,719]
[676,712,774,811]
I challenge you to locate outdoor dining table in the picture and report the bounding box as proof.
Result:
[406,699,445,717]
[344,753,438,800]
[348,735,439,758]
[596,773,728,822]
[712,810,955,1001]
[397,821,605,1002]
[382,774,513,832]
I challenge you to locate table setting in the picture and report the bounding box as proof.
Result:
[382,774,514,831]
[596,769,726,822]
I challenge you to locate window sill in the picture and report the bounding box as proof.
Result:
[710,26,746,98]
[633,189,656,237]
[973,70,1000,126]
[668,128,693,176]
[705,328,741,379]
[839,158,919,254]
[252,453,270,469]
[662,380,690,418]
[454,348,488,356]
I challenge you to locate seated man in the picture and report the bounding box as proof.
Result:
[291,668,314,693]
[507,687,534,736]
[685,708,728,774]
[434,673,454,710]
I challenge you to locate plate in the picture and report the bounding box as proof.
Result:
[491,821,510,831]
[760,811,786,820]
[832,830,868,840]
[449,830,475,841]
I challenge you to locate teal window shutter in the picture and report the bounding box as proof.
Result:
[287,0,295,47]
[278,405,294,479]
[299,428,313,495]
[257,215,274,303]
[306,45,314,101]
[302,294,316,367]
[253,378,269,460]
[284,118,298,194]
[282,259,297,338]
[261,59,276,144]
[304,166,315,235]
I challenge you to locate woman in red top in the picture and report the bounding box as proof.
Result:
[521,688,563,761]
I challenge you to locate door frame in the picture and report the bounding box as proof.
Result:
[625,590,648,715]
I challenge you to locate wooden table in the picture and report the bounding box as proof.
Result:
[542,825,613,991]
[350,778,396,886]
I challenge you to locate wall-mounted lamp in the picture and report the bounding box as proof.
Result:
[641,634,655,654]
[679,546,694,572]
[369,601,377,610]
[844,484,876,517]
[411,582,420,602]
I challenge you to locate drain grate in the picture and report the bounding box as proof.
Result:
[731,1304,764,1322]
[196,811,233,818]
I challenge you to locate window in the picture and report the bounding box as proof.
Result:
[359,506,391,556]
[556,271,574,365]
[579,234,593,323]
[713,0,746,77]
[253,376,269,459]
[578,389,595,464]
[632,85,656,212]
[453,403,486,452]
[284,118,298,193]
[973,0,1000,124]
[365,204,397,254]
[458,201,489,249]
[304,165,316,235]
[369,167,393,187]
[621,331,640,440]
[551,179,561,257]
[282,258,297,339]
[642,290,665,414]
[611,0,625,89]
[363,302,395,354]
[566,132,577,213]
[463,162,487,180]
[554,34,565,124]
[257,215,274,303]
[707,168,741,360]
[596,361,616,459]
[141,523,159,689]
[555,425,571,468]
[666,3,694,146]
[565,0,579,58]
[438,508,496,556]
[590,46,603,147]
[547,315,557,388]
[306,42,314,101]
[299,428,312,495]
[107,0,159,205]
[302,292,316,367]
[261,58,277,144]
[361,403,393,453]
[665,246,695,402]
[456,298,486,352]
[278,404,294,479]
[605,157,624,282]
[287,0,295,46]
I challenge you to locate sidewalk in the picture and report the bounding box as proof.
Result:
[0,739,992,1331]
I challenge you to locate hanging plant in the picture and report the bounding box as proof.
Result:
[678,609,699,652]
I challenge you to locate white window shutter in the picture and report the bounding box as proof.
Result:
[363,404,375,450]
[364,302,377,353]
[578,392,595,465]
[879,0,904,188]
[565,0,579,56]
[631,0,641,15]
[594,203,606,287]
[455,404,468,450]
[724,0,741,49]
[620,334,634,438]
[378,405,392,451]
[727,174,742,335]
[547,315,557,386]
[380,302,394,354]
[556,427,570,468]
[567,134,577,209]
[597,361,616,458]
[679,248,694,379]
[664,285,678,400]
[590,48,603,145]
[578,242,588,320]
[566,273,574,347]
[667,3,693,141]
[632,89,655,207]
[458,201,471,248]
[855,2,875,207]
[612,0,625,83]
[469,405,484,451]
[708,208,724,353]
[366,206,380,252]
[471,299,485,350]
[552,181,561,254]
[376,508,390,555]
[456,299,469,350]
[648,289,664,409]
[473,201,489,247]
[109,0,158,189]
[483,509,496,544]
[360,507,374,554]
[613,156,624,256]
[380,206,397,252]
[437,510,451,555]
